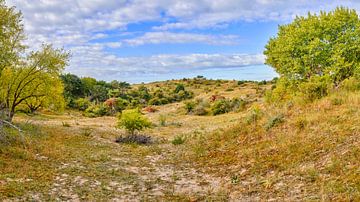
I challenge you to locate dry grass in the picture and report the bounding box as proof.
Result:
[1,81,359,200]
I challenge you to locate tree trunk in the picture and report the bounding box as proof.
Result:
[0,108,14,123]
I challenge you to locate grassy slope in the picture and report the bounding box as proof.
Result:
[0,80,359,200]
[184,90,360,200]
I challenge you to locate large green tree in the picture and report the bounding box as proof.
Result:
[264,7,360,85]
[0,2,69,122]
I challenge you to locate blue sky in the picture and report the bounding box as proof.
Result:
[6,0,360,83]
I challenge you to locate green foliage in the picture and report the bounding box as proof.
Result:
[174,84,185,93]
[264,7,360,85]
[0,44,69,121]
[74,98,91,111]
[84,104,109,117]
[117,109,152,135]
[184,101,196,113]
[264,114,285,131]
[61,74,84,106]
[0,0,26,74]
[171,135,186,145]
[211,100,231,115]
[298,76,331,102]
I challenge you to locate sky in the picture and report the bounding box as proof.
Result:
[5,0,360,83]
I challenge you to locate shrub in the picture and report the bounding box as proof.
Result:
[184,101,196,113]
[230,98,247,112]
[246,105,263,124]
[171,135,186,145]
[193,99,210,115]
[174,84,185,93]
[298,76,331,102]
[264,114,284,131]
[117,109,152,135]
[84,104,109,117]
[211,100,231,115]
[265,77,297,103]
[74,98,91,111]
[116,134,152,145]
[148,97,161,106]
[114,98,129,112]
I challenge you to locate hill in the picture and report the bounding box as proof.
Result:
[0,79,358,201]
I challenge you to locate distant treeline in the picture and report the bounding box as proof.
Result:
[60,73,194,117]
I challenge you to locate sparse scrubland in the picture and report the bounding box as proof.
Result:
[1,2,360,201]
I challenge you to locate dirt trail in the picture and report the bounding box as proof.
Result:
[15,113,237,201]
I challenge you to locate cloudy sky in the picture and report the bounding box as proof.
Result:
[6,0,360,83]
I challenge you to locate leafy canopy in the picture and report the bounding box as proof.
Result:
[264,7,360,85]
[117,109,152,135]
[0,1,69,121]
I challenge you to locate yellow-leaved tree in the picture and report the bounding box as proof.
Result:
[0,1,69,122]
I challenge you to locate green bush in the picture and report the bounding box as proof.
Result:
[298,76,331,102]
[148,97,161,106]
[264,77,297,103]
[174,84,185,93]
[211,100,231,115]
[184,101,196,113]
[264,114,284,131]
[230,98,247,112]
[171,135,186,145]
[117,109,152,135]
[84,104,109,117]
[113,98,128,112]
[74,98,91,111]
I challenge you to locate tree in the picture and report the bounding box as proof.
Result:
[60,73,84,103]
[264,7,360,85]
[0,0,26,119]
[0,0,25,75]
[0,2,69,122]
[0,45,69,121]
[117,109,152,135]
[81,77,97,97]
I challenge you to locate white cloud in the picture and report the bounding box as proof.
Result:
[68,43,265,81]
[5,0,360,82]
[122,32,239,46]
